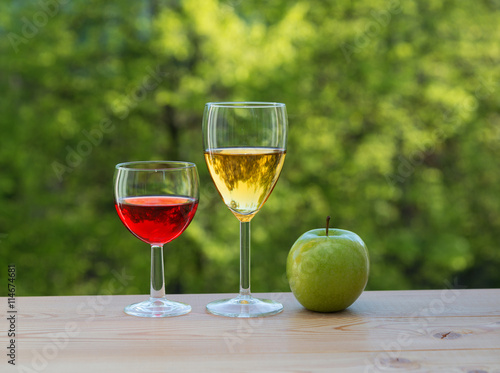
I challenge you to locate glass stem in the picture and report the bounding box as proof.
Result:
[150,245,165,299]
[240,221,251,297]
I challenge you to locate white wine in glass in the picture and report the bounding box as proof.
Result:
[203,102,287,317]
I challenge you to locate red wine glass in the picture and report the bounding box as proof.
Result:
[114,161,199,317]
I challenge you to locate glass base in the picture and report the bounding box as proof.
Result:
[206,294,283,318]
[124,297,191,318]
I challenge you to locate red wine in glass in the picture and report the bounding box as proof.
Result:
[116,196,198,245]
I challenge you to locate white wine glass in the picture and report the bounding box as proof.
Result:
[203,102,287,317]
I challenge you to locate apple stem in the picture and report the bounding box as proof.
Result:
[326,216,331,237]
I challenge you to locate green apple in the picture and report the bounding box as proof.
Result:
[287,218,369,312]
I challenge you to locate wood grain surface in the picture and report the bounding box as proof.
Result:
[2,290,500,372]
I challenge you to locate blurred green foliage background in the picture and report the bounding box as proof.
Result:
[1,0,499,296]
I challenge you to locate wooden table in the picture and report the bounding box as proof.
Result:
[3,290,500,372]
